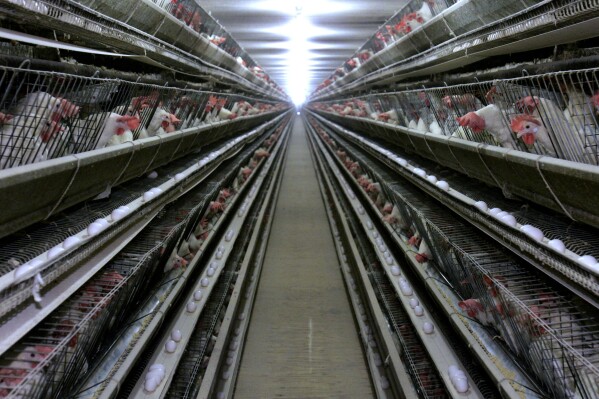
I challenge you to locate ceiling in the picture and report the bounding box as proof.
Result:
[202,0,406,103]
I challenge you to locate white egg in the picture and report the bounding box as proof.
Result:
[414,305,424,316]
[413,168,427,178]
[238,312,246,320]
[423,322,434,334]
[520,225,544,241]
[409,298,419,308]
[199,159,208,167]
[435,180,449,191]
[226,357,234,366]
[143,191,155,202]
[87,222,105,236]
[186,302,197,312]
[489,207,502,216]
[230,341,239,350]
[397,158,408,167]
[63,236,82,250]
[400,284,413,296]
[111,208,127,221]
[201,278,210,287]
[149,364,165,372]
[150,188,163,196]
[453,376,469,393]
[366,220,374,230]
[175,173,186,182]
[165,339,177,353]
[380,376,390,390]
[495,211,509,219]
[373,352,382,367]
[225,230,235,241]
[47,246,65,260]
[216,250,224,260]
[390,266,401,276]
[171,330,182,342]
[378,244,386,252]
[217,392,226,399]
[144,378,159,392]
[193,290,203,301]
[578,255,597,268]
[207,267,216,277]
[385,257,394,266]
[474,201,488,212]
[372,231,379,238]
[210,261,219,269]
[426,175,438,184]
[222,370,231,380]
[547,239,566,254]
[500,215,517,227]
[358,206,365,215]
[14,259,43,280]
[147,171,159,179]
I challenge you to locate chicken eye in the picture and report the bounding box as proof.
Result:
[525,125,530,128]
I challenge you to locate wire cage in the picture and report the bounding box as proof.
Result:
[312,66,599,166]
[381,171,599,399]
[0,65,285,170]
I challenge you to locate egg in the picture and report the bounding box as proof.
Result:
[165,339,177,353]
[199,159,208,167]
[448,365,459,377]
[210,261,219,269]
[171,330,182,342]
[174,172,186,182]
[385,256,394,265]
[426,175,438,184]
[474,201,488,212]
[413,168,427,178]
[373,352,382,367]
[144,378,159,392]
[216,250,224,260]
[147,171,159,179]
[400,283,413,296]
[207,267,216,277]
[453,376,469,393]
[238,312,247,320]
[380,376,390,390]
[520,225,544,242]
[225,230,235,242]
[409,298,419,308]
[111,207,127,221]
[47,246,65,260]
[378,244,386,252]
[193,290,203,301]
[396,157,408,167]
[500,215,517,228]
[87,221,106,236]
[229,341,239,350]
[435,180,449,191]
[547,239,566,254]
[495,211,509,219]
[489,207,502,216]
[372,231,379,238]
[63,236,82,250]
[217,393,226,399]
[358,206,365,215]
[414,305,424,316]
[390,266,401,276]
[186,302,197,312]
[201,278,210,287]
[423,322,434,334]
[578,255,597,268]
[226,357,235,366]
[365,220,374,230]
[14,259,43,281]
[143,191,155,202]
[587,263,599,274]
[222,370,232,380]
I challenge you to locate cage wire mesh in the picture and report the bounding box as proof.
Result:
[314,117,599,398]
[0,65,285,170]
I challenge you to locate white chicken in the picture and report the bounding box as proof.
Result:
[138,109,180,139]
[456,104,516,149]
[73,112,140,150]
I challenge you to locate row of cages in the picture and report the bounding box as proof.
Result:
[309,67,599,166]
[48,0,280,90]
[0,66,288,170]
[0,115,289,398]
[309,116,599,399]
[314,0,596,95]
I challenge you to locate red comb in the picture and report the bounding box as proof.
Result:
[510,114,540,131]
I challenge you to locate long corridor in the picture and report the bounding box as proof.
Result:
[235,118,374,398]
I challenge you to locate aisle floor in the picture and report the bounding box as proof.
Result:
[234,118,374,398]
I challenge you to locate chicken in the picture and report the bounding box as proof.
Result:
[456,104,516,149]
[0,345,53,397]
[415,238,433,263]
[138,109,180,138]
[396,1,434,34]
[163,250,188,273]
[510,114,557,157]
[73,112,140,149]
[1,92,79,167]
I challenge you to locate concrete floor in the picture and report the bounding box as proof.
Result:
[234,118,374,398]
